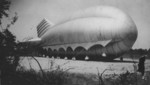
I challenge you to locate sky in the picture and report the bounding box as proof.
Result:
[2,0,150,49]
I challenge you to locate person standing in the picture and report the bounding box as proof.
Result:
[137,54,147,77]
[120,56,123,61]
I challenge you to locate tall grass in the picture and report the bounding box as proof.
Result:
[3,57,150,85]
[5,69,149,85]
[4,67,68,85]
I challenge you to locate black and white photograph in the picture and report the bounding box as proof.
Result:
[0,0,150,85]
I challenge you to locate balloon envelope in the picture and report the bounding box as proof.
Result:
[25,6,138,60]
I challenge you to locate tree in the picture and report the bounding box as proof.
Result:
[0,0,18,84]
[0,0,11,25]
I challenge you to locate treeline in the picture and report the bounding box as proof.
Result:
[126,48,150,59]
[130,48,149,55]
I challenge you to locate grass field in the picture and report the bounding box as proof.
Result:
[13,56,150,85]
[18,57,150,74]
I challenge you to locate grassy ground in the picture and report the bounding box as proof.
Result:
[19,57,150,74]
[4,69,150,85]
[5,57,148,85]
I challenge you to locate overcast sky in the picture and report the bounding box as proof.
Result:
[3,0,150,49]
